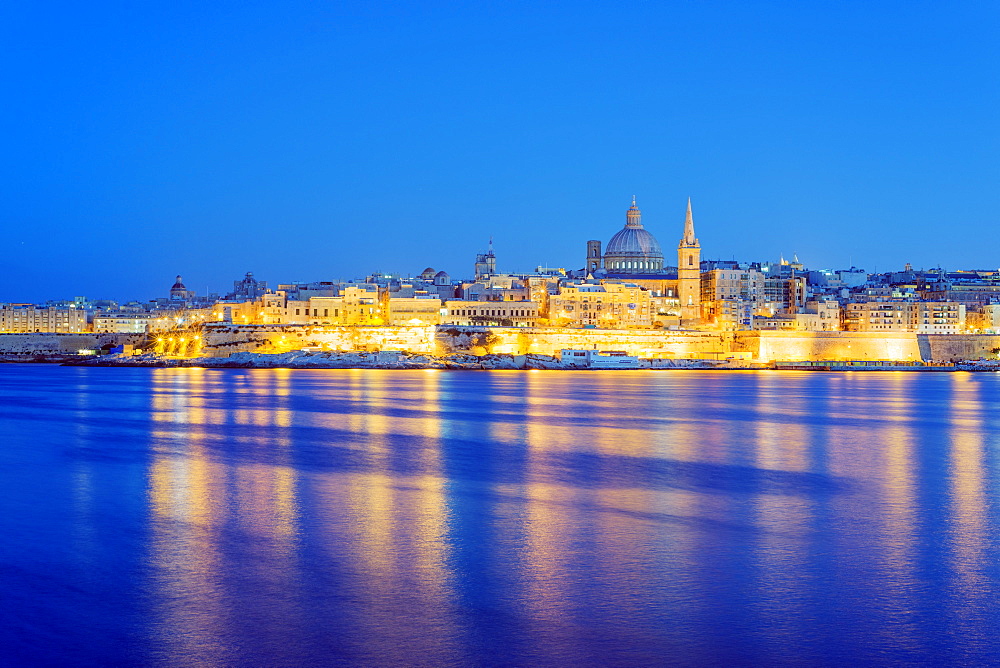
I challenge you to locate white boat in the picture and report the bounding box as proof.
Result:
[559,349,641,369]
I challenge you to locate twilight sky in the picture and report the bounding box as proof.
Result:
[2,1,998,302]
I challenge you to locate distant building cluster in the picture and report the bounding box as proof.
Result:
[5,199,1000,337]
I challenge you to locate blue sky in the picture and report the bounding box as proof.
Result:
[2,1,997,302]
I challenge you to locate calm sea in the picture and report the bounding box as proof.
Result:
[3,365,1000,666]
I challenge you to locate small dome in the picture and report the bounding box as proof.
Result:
[171,275,187,290]
[434,271,449,278]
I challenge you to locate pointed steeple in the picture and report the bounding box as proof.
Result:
[676,197,702,324]
[680,197,698,247]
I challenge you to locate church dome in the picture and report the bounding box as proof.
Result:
[169,275,192,300]
[603,199,664,273]
[605,226,663,257]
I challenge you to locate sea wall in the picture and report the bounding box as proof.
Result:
[921,334,1000,362]
[200,324,440,357]
[200,324,735,359]
[0,332,144,355]
[734,331,1000,363]
[734,331,923,363]
[196,325,1000,362]
[434,326,734,358]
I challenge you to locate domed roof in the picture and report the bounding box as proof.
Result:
[171,275,187,290]
[434,270,450,278]
[604,226,663,258]
[604,198,664,260]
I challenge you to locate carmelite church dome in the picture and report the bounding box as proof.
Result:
[603,198,664,273]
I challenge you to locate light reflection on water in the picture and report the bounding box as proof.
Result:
[4,367,1000,665]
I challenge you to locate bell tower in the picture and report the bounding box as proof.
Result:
[677,198,701,323]
[586,240,602,273]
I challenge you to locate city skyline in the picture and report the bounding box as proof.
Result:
[5,193,996,306]
[3,2,997,301]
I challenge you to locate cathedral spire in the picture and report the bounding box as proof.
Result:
[681,197,698,246]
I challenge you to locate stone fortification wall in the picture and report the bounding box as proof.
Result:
[734,331,922,363]
[198,325,1000,363]
[435,326,734,358]
[736,331,1000,363]
[921,335,1000,362]
[0,332,144,354]
[201,324,733,359]
[201,324,440,357]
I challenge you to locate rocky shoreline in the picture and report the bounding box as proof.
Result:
[0,354,92,364]
[17,350,990,371]
[55,350,731,370]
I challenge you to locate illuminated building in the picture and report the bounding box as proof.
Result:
[751,299,839,331]
[264,286,384,326]
[966,304,1000,333]
[213,301,262,325]
[793,301,842,331]
[549,282,652,329]
[93,313,155,333]
[260,292,289,324]
[386,296,443,325]
[843,301,966,332]
[525,275,562,321]
[763,275,807,314]
[332,286,383,325]
[650,293,682,328]
[0,303,88,333]
[460,275,531,302]
[700,268,765,329]
[442,301,539,327]
[699,263,806,330]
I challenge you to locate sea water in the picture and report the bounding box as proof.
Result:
[3,365,1000,666]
